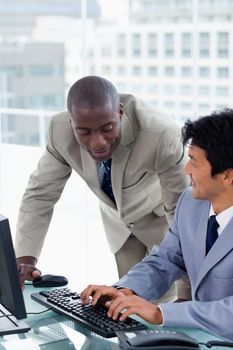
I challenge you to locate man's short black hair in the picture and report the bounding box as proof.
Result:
[182,108,233,176]
[67,76,120,115]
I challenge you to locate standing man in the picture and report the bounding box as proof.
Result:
[15,76,189,300]
[81,108,233,341]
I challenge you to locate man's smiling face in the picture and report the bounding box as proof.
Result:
[71,102,122,162]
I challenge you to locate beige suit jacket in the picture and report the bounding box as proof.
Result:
[15,94,189,263]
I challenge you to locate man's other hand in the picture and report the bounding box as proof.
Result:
[107,294,163,324]
[17,256,41,288]
[81,284,134,306]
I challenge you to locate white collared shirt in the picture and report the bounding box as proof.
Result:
[209,204,233,236]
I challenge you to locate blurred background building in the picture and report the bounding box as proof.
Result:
[1,0,233,145]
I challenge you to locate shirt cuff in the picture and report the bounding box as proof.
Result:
[115,285,140,296]
[157,305,165,326]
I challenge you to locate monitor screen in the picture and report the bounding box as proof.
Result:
[0,215,30,335]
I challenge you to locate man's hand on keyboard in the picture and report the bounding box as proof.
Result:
[107,294,163,324]
[17,256,41,288]
[81,284,163,325]
[81,284,134,306]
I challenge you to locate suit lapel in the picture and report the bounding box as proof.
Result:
[193,203,210,273]
[194,214,233,294]
[80,148,98,188]
[111,113,134,211]
[111,143,131,212]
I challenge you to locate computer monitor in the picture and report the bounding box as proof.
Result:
[0,214,30,335]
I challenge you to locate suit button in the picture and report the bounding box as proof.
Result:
[128,223,134,229]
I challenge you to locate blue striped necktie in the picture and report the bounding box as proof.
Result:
[101,159,115,203]
[206,215,219,255]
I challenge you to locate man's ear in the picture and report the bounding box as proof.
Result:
[223,168,233,185]
[120,103,123,118]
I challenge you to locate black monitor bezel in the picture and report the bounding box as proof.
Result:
[0,214,27,319]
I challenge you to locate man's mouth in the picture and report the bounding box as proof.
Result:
[90,148,111,160]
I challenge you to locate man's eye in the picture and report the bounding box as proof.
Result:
[77,130,89,135]
[102,125,113,132]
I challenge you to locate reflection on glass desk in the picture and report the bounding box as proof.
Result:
[0,285,231,350]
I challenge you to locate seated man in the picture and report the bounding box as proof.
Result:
[81,108,233,342]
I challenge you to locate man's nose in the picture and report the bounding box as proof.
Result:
[90,133,107,149]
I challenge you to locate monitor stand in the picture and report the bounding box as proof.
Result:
[0,304,30,336]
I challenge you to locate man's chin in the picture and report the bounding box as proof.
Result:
[90,152,112,162]
[191,188,201,199]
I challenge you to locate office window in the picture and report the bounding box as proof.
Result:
[181,85,192,95]
[216,86,229,96]
[181,102,193,109]
[181,66,192,77]
[117,66,126,75]
[164,101,175,109]
[117,34,126,57]
[101,65,111,75]
[132,33,141,57]
[198,103,210,112]
[100,33,112,57]
[146,83,158,93]
[181,32,192,57]
[29,64,54,77]
[164,33,174,57]
[101,43,111,57]
[148,66,158,76]
[217,32,229,58]
[217,67,229,78]
[199,32,210,57]
[1,113,40,146]
[199,67,210,77]
[165,66,175,76]
[43,95,61,108]
[1,65,23,78]
[9,96,25,108]
[132,65,142,76]
[164,85,175,94]
[198,86,210,96]
[89,65,95,75]
[147,33,157,57]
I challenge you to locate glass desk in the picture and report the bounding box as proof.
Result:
[0,285,231,350]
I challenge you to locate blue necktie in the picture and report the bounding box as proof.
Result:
[101,159,115,203]
[206,215,219,255]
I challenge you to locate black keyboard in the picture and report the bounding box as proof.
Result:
[31,288,147,338]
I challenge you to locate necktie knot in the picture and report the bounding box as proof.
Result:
[206,215,219,255]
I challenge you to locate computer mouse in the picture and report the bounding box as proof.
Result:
[33,274,68,288]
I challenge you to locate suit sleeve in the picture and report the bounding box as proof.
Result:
[15,119,72,259]
[160,297,233,341]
